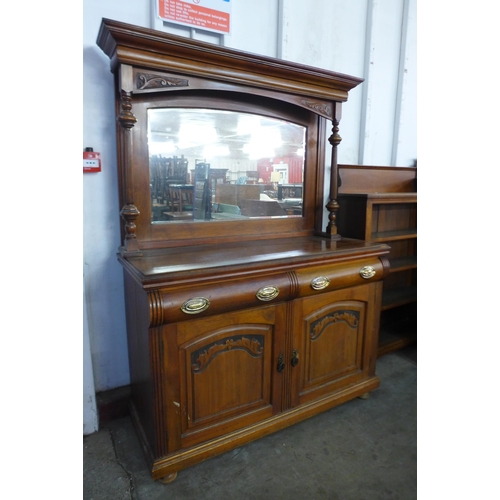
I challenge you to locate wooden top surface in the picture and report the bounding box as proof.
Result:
[119,236,389,286]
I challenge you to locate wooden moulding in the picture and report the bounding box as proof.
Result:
[97,18,363,102]
[143,376,381,480]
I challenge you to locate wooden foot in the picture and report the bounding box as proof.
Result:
[159,471,178,484]
[358,392,370,400]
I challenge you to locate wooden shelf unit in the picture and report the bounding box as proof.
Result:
[337,166,417,356]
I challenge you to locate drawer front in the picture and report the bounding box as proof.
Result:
[294,257,385,298]
[149,272,293,326]
[148,257,388,326]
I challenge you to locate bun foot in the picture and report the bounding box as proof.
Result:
[159,471,178,484]
[358,392,370,400]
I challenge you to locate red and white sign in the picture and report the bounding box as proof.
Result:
[83,149,101,173]
[157,0,231,35]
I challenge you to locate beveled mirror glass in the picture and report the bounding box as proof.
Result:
[148,108,306,223]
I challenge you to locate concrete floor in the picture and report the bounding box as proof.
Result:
[84,346,416,500]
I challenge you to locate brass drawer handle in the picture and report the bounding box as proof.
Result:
[256,285,280,301]
[359,266,376,279]
[181,297,210,314]
[311,276,330,290]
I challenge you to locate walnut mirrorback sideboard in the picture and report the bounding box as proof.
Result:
[97,18,390,483]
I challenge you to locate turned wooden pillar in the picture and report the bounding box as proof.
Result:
[117,64,141,257]
[325,102,342,240]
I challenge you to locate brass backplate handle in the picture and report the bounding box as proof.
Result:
[256,285,280,301]
[311,276,330,290]
[359,265,376,279]
[291,349,299,367]
[181,297,210,314]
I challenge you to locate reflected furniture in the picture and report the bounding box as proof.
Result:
[97,19,391,483]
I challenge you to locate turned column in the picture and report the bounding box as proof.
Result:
[325,102,342,240]
[117,64,141,256]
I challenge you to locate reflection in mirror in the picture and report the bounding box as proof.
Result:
[148,108,306,223]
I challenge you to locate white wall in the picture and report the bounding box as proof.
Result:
[83,0,416,431]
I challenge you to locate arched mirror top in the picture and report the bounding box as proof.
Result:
[96,18,363,253]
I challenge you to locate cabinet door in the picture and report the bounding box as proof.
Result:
[290,284,380,408]
[164,304,285,450]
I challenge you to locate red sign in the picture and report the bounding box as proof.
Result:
[83,149,101,173]
[158,0,231,35]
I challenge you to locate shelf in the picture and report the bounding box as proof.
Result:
[377,318,417,357]
[337,186,417,356]
[389,256,417,273]
[368,192,417,203]
[382,286,417,311]
[371,228,417,243]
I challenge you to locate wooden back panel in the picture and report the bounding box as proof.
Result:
[338,165,416,194]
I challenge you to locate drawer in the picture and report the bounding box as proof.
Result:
[149,272,293,326]
[294,257,386,298]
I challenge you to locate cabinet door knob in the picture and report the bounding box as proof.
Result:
[277,354,285,373]
[291,349,299,367]
[359,265,376,279]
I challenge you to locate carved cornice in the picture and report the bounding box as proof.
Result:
[192,336,264,373]
[310,310,359,341]
[137,72,189,90]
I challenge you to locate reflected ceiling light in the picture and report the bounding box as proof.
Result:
[203,144,230,158]
[148,140,177,155]
[178,123,218,149]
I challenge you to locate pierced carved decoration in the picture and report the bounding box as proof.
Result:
[137,73,189,90]
[300,99,332,117]
[310,310,359,341]
[192,335,264,373]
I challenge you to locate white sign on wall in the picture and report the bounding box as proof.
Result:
[157,0,231,35]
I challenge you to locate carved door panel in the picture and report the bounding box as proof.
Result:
[290,285,378,408]
[166,304,285,450]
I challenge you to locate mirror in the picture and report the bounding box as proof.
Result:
[148,108,306,222]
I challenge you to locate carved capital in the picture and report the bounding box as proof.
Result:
[328,120,342,148]
[118,90,137,130]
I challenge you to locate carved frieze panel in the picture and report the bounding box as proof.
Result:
[135,72,189,93]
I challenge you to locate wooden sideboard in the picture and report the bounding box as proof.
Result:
[97,19,390,482]
[120,237,389,481]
